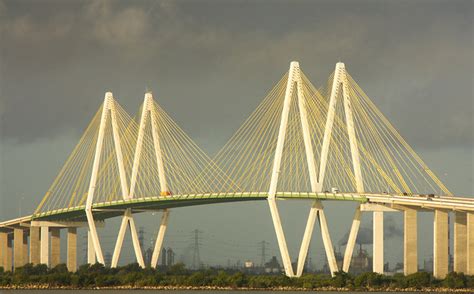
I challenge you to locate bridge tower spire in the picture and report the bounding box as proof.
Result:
[268,61,339,277]
[317,62,383,274]
[86,92,130,265]
[125,92,171,268]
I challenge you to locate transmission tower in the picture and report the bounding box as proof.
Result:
[259,240,269,267]
[191,229,202,270]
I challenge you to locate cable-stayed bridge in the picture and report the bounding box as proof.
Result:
[1,62,473,279]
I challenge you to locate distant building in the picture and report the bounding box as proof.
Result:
[244,260,254,268]
[265,256,281,273]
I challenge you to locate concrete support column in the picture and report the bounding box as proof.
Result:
[434,209,449,279]
[50,228,60,268]
[13,228,25,268]
[87,230,96,264]
[67,228,77,272]
[6,234,12,271]
[40,227,49,266]
[22,232,28,264]
[404,208,418,275]
[454,212,467,273]
[0,232,8,270]
[373,211,384,273]
[467,213,474,275]
[29,227,40,264]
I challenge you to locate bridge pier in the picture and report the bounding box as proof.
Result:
[67,228,77,272]
[467,213,474,275]
[50,228,60,268]
[40,227,49,266]
[404,208,418,275]
[454,211,467,273]
[23,232,28,265]
[13,228,27,268]
[0,232,6,270]
[373,211,384,274]
[30,226,40,265]
[433,209,449,279]
[0,232,11,271]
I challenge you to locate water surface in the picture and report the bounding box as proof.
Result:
[0,290,417,293]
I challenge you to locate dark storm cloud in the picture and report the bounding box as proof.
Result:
[0,0,472,149]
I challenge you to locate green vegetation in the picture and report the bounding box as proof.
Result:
[0,263,473,290]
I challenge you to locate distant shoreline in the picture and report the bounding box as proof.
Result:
[3,264,473,291]
[1,285,474,292]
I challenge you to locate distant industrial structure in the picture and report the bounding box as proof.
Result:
[160,247,175,267]
[350,245,372,274]
[191,229,202,270]
[264,256,281,273]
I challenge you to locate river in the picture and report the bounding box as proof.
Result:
[0,290,418,293]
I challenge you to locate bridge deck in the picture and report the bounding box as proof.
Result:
[1,192,473,230]
[31,192,366,222]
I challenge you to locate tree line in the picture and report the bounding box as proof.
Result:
[0,263,473,290]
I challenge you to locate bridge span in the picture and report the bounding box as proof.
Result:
[2,192,473,224]
[1,61,473,279]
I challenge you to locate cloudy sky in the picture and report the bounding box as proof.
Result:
[1,0,473,269]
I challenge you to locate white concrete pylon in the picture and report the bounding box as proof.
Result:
[267,197,294,276]
[111,93,175,269]
[342,206,361,272]
[111,212,129,267]
[128,92,171,268]
[129,92,168,198]
[151,209,170,268]
[111,208,145,268]
[297,204,319,276]
[85,92,113,265]
[268,61,298,200]
[318,63,364,189]
[85,92,130,265]
[267,61,339,277]
[267,61,299,277]
[128,214,145,266]
[294,63,338,277]
[317,63,368,273]
[87,230,96,264]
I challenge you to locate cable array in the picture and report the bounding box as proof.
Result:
[212,66,451,196]
[34,63,451,215]
[35,101,141,213]
[130,101,236,197]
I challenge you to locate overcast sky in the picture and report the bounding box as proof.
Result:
[1,0,473,269]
